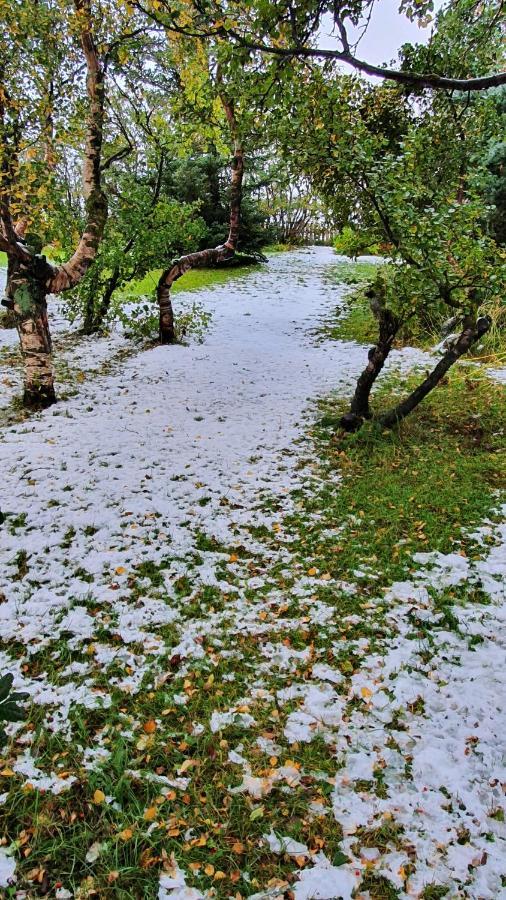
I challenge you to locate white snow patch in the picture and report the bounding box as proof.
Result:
[0,846,16,888]
[293,853,361,899]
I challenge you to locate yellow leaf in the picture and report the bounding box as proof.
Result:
[118,827,133,841]
[361,687,373,699]
[204,863,215,876]
[93,789,106,804]
[232,841,244,854]
[321,573,331,581]
[214,871,226,880]
[136,734,153,751]
[178,759,196,774]
[144,806,157,821]
[115,566,126,575]
[0,768,15,777]
[307,567,318,576]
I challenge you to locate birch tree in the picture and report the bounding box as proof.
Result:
[0,0,110,406]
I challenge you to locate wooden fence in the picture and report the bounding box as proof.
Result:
[297,226,335,246]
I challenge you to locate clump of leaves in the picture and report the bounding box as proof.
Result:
[118,294,212,343]
[0,673,29,748]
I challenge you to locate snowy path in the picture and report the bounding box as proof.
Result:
[0,247,421,653]
[0,248,505,898]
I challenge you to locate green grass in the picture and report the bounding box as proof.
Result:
[325,288,379,344]
[121,261,261,300]
[326,260,381,286]
[0,253,260,307]
[318,261,384,344]
[302,369,506,589]
[263,242,298,254]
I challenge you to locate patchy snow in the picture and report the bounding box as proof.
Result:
[0,248,505,897]
[264,830,311,858]
[327,514,506,898]
[158,860,205,899]
[293,853,361,899]
[489,366,506,384]
[0,846,16,888]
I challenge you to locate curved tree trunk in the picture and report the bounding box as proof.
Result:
[157,94,244,344]
[377,316,492,429]
[340,285,400,433]
[84,152,163,335]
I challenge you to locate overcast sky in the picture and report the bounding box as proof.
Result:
[320,0,446,68]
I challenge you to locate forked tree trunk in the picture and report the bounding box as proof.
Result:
[157,94,244,344]
[378,315,491,428]
[340,286,400,433]
[94,268,120,330]
[0,0,107,407]
[81,267,102,334]
[81,265,120,335]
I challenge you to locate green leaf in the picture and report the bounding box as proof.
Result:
[333,850,351,867]
[0,674,14,703]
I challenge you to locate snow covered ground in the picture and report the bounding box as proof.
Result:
[0,248,504,898]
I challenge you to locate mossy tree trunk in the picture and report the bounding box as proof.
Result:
[6,251,56,407]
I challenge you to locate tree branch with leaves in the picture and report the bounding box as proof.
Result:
[155,48,245,343]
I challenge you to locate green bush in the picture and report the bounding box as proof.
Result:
[334,226,383,257]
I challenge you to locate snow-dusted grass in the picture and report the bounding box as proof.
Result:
[0,248,504,898]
